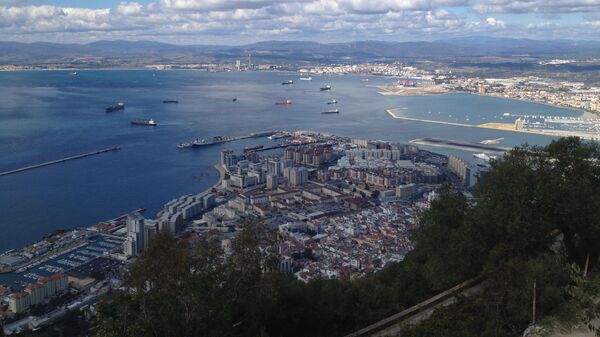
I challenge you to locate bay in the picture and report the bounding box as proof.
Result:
[0,70,582,252]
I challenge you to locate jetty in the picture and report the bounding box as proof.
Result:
[0,146,121,177]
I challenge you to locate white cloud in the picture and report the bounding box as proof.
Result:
[472,0,600,14]
[0,0,599,43]
[485,17,505,28]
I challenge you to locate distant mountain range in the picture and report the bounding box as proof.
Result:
[2,37,600,65]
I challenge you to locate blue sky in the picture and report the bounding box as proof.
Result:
[3,0,600,44]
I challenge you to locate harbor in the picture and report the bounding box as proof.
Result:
[1,71,586,257]
[0,146,121,177]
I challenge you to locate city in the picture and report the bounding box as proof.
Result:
[2,0,600,336]
[1,129,478,333]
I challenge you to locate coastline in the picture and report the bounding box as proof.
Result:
[212,163,226,190]
[470,92,591,115]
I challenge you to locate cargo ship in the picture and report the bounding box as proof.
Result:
[322,109,339,114]
[320,85,331,91]
[244,145,264,153]
[131,118,157,126]
[251,131,276,138]
[178,137,228,148]
[105,102,125,113]
[163,100,178,104]
[274,100,292,105]
[327,100,338,105]
[282,80,294,85]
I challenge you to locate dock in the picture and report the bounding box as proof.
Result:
[0,146,121,177]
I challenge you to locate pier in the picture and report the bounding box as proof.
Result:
[0,146,121,177]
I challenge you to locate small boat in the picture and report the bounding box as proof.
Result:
[282,80,293,85]
[327,100,338,105]
[320,85,331,91]
[163,100,178,104]
[300,77,312,81]
[233,98,237,102]
[361,79,369,82]
[274,100,292,105]
[69,71,78,75]
[105,102,125,113]
[322,109,339,114]
[131,118,157,126]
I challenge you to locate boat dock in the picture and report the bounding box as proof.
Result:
[0,146,121,177]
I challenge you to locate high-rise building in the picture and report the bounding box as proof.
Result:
[267,158,282,176]
[448,156,471,186]
[124,213,145,257]
[266,174,279,190]
[289,167,308,187]
[221,150,237,168]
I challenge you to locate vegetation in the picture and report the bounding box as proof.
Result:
[91,137,600,337]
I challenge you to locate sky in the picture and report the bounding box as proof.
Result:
[1,0,600,44]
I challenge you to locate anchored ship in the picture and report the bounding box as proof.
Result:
[244,145,264,153]
[105,102,125,113]
[178,136,233,148]
[163,100,178,104]
[282,80,294,85]
[131,118,157,126]
[300,76,312,81]
[322,109,339,114]
[320,85,331,91]
[274,100,292,105]
[327,100,338,105]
